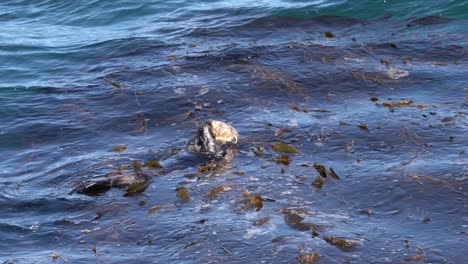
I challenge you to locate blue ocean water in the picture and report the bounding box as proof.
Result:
[0,0,467,263]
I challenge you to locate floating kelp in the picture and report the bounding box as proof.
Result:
[324,31,335,38]
[253,216,271,227]
[357,124,369,131]
[313,163,340,179]
[251,195,263,211]
[238,194,264,211]
[271,143,298,153]
[284,213,321,232]
[148,205,163,214]
[198,161,220,174]
[297,253,320,264]
[290,105,308,112]
[271,155,291,165]
[112,145,128,151]
[312,176,323,188]
[118,165,128,171]
[323,236,360,251]
[104,78,124,91]
[176,187,190,200]
[143,160,162,168]
[275,128,292,137]
[131,161,143,172]
[204,184,234,199]
[381,100,430,111]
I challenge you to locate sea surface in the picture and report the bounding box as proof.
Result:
[1,0,467,263]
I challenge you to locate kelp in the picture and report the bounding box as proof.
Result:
[271,155,291,165]
[204,184,234,199]
[324,31,335,38]
[284,213,321,232]
[275,128,292,137]
[104,78,124,92]
[271,143,298,153]
[357,124,369,131]
[238,194,264,211]
[148,205,163,214]
[323,236,359,251]
[297,253,320,264]
[382,100,430,110]
[312,176,323,188]
[112,145,128,151]
[176,187,190,200]
[313,163,340,179]
[251,195,263,211]
[143,160,162,168]
[253,216,272,227]
[131,161,143,172]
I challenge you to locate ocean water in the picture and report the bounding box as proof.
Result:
[1,0,467,263]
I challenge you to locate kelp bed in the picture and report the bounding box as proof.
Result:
[0,16,466,263]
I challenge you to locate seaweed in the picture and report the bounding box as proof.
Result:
[253,216,272,227]
[312,176,323,188]
[250,195,263,211]
[275,128,292,137]
[271,155,291,165]
[323,236,359,251]
[297,253,320,264]
[357,124,369,130]
[143,160,162,168]
[271,143,298,153]
[176,187,190,200]
[204,184,234,199]
[284,213,321,232]
[313,163,340,179]
[112,145,128,151]
[148,205,163,214]
[324,31,335,38]
[104,78,124,92]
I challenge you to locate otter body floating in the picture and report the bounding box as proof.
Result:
[74,120,239,196]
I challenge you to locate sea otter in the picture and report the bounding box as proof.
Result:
[74,120,239,196]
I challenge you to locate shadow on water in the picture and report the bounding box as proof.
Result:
[0,13,466,263]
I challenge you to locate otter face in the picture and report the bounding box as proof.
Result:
[187,120,239,159]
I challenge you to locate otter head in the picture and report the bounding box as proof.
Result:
[187,120,239,159]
